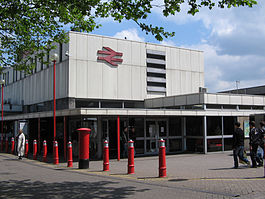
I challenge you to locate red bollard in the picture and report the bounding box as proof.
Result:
[159,139,167,178]
[53,141,59,165]
[33,140,37,160]
[103,140,109,171]
[42,140,47,162]
[5,137,8,153]
[11,137,15,154]
[67,141,73,167]
[25,139,29,158]
[128,140,135,174]
[77,128,91,169]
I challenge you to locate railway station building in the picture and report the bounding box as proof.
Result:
[1,32,265,159]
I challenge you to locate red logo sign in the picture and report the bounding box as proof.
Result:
[97,47,123,66]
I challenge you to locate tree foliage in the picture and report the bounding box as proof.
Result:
[0,0,257,71]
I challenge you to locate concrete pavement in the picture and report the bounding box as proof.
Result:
[1,152,265,198]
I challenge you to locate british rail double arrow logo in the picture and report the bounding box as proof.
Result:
[97,47,123,66]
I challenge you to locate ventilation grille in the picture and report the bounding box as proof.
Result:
[146,50,166,93]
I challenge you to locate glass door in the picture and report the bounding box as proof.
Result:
[146,119,168,153]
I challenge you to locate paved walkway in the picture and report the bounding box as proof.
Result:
[1,152,265,198]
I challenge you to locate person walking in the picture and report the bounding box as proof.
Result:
[257,121,265,167]
[17,129,25,160]
[121,127,128,158]
[249,121,262,168]
[232,122,250,168]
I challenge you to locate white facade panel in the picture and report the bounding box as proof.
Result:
[253,96,264,105]
[117,64,131,99]
[131,42,141,66]
[87,62,103,98]
[118,40,132,66]
[76,34,88,61]
[76,60,88,98]
[192,72,200,93]
[102,62,118,99]
[217,94,230,104]
[242,96,253,105]
[230,95,241,105]
[88,35,102,62]
[2,32,205,107]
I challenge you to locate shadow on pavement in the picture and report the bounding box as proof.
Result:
[168,179,189,182]
[0,180,150,198]
[209,167,248,170]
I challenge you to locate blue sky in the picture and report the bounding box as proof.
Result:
[91,1,265,93]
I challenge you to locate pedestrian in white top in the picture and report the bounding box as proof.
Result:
[17,129,25,160]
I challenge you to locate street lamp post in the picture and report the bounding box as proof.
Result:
[51,53,59,163]
[0,79,5,152]
[51,53,59,142]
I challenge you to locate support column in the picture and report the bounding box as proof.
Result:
[117,116,120,161]
[181,117,186,151]
[97,117,102,159]
[38,118,40,154]
[203,116,207,154]
[64,116,67,161]
[221,116,224,152]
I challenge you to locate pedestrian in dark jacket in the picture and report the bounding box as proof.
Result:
[257,121,265,166]
[249,121,262,168]
[232,122,250,168]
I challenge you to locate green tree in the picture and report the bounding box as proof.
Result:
[0,0,257,71]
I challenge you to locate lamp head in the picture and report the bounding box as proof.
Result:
[51,53,59,62]
[0,79,5,85]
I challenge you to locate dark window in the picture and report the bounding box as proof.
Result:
[129,117,144,138]
[186,138,203,152]
[135,140,144,154]
[169,139,182,152]
[186,117,203,136]
[207,116,222,136]
[206,104,222,109]
[207,138,222,152]
[223,105,237,109]
[124,101,144,108]
[101,101,122,108]
[223,116,236,135]
[224,138,233,151]
[76,100,99,108]
[169,117,182,136]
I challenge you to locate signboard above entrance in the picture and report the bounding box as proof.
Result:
[97,47,123,66]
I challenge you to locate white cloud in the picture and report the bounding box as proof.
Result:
[184,43,265,92]
[113,29,145,42]
[154,1,265,92]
